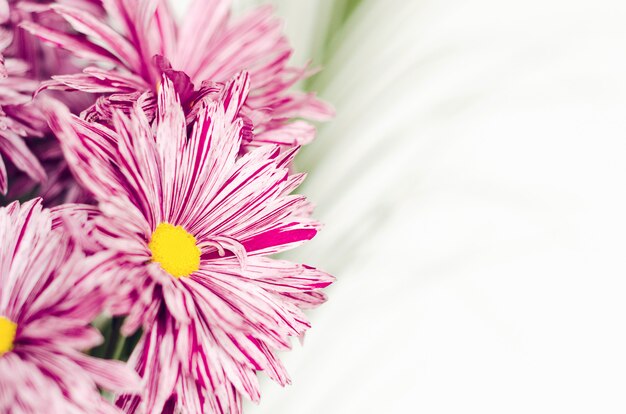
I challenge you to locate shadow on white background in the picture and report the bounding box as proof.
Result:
[200,0,626,412]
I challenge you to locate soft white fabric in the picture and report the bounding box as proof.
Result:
[238,0,626,413]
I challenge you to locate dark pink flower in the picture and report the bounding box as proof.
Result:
[0,0,103,79]
[4,136,91,205]
[0,53,47,194]
[48,74,333,413]
[24,0,333,149]
[0,0,100,195]
[0,198,140,413]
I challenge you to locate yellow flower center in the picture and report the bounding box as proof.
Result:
[149,223,200,278]
[0,316,17,356]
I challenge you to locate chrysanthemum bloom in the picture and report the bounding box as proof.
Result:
[0,22,48,194]
[49,73,333,413]
[24,0,333,149]
[0,0,105,200]
[0,198,140,413]
[0,0,99,199]
[4,137,91,205]
[0,0,103,78]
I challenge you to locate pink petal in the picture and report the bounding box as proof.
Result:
[52,4,141,70]
[20,21,122,66]
[0,129,46,184]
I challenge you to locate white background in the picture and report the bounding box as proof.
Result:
[195,1,626,412]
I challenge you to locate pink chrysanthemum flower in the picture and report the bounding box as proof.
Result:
[0,0,103,79]
[48,74,333,413]
[0,0,102,198]
[25,0,333,148]
[0,26,47,193]
[4,137,91,205]
[0,198,140,413]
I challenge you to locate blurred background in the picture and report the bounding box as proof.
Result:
[217,1,626,412]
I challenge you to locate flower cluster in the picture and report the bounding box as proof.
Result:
[0,0,333,413]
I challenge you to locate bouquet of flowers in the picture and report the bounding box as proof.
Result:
[0,0,334,412]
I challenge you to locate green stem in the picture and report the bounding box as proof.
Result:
[104,317,122,360]
[111,333,127,361]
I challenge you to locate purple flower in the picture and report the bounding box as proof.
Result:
[4,136,92,206]
[24,0,333,148]
[0,0,101,195]
[0,198,140,413]
[48,73,333,413]
[0,29,46,193]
